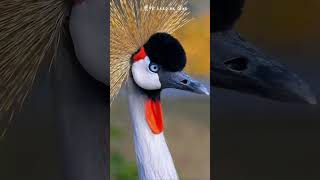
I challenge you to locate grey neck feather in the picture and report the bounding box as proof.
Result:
[54,34,108,180]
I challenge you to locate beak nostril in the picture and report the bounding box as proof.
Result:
[224,57,248,72]
[181,79,189,85]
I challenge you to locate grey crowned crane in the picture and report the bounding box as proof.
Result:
[211,0,317,104]
[110,0,208,179]
[0,0,316,180]
[0,0,109,180]
[0,0,207,180]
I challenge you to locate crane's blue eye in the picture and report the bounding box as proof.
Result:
[149,63,159,73]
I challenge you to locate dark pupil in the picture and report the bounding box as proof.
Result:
[152,66,157,70]
[149,63,159,72]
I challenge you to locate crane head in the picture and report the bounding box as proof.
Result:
[212,30,317,104]
[131,33,209,96]
[212,0,316,104]
[130,33,208,134]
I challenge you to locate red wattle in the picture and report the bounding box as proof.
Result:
[145,99,164,134]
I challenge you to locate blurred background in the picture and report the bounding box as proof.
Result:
[110,0,210,179]
[213,0,320,180]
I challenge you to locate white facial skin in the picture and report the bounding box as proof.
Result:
[69,0,108,85]
[131,56,161,90]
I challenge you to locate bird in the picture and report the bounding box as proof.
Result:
[0,0,317,180]
[211,0,317,104]
[0,1,109,180]
[110,0,209,179]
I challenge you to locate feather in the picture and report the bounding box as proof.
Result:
[212,0,245,32]
[0,0,70,136]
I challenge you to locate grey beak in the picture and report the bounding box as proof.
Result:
[212,30,317,104]
[159,71,209,95]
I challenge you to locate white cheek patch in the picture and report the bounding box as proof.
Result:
[132,57,161,90]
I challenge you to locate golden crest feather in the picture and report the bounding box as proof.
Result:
[0,0,70,136]
[110,0,191,103]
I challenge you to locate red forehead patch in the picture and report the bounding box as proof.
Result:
[133,47,147,62]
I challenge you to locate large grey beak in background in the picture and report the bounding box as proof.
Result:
[159,71,209,95]
[212,30,317,104]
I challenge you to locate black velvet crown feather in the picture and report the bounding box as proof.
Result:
[144,33,186,72]
[212,0,245,32]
